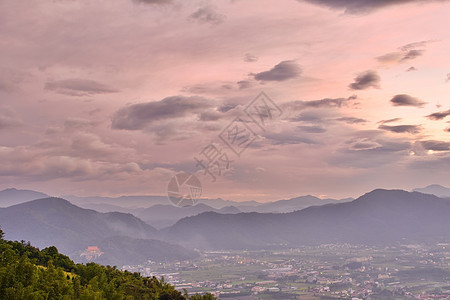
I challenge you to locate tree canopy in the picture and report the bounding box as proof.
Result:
[0,228,216,300]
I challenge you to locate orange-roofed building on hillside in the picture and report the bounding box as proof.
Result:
[80,246,104,261]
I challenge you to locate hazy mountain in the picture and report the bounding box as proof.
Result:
[198,198,260,209]
[134,203,240,229]
[76,202,241,229]
[413,184,450,198]
[0,188,50,207]
[236,195,351,213]
[165,189,450,250]
[62,194,169,208]
[95,236,199,266]
[0,197,197,265]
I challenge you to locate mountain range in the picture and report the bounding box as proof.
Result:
[2,186,450,266]
[164,189,450,250]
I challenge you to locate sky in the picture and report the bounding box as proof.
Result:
[0,0,450,202]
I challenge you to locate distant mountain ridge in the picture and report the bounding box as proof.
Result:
[164,189,450,250]
[0,188,50,207]
[236,195,351,213]
[413,184,450,198]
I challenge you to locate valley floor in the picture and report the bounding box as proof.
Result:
[122,244,450,299]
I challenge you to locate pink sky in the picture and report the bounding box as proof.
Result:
[0,0,449,201]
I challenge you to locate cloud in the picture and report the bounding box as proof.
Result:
[111,96,215,130]
[301,0,450,13]
[376,40,431,64]
[335,117,367,124]
[132,0,172,4]
[328,134,411,168]
[348,70,380,90]
[421,140,450,151]
[244,53,258,62]
[189,6,226,25]
[390,94,426,107]
[400,41,431,51]
[0,68,28,93]
[348,138,382,151]
[447,73,450,82]
[376,52,403,63]
[283,95,357,112]
[262,130,317,146]
[45,79,119,97]
[297,125,327,133]
[378,124,422,134]
[252,60,302,82]
[401,49,424,61]
[237,80,253,89]
[377,118,402,124]
[0,107,23,130]
[406,67,417,72]
[426,109,450,120]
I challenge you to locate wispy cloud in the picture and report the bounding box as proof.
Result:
[189,6,226,25]
[45,79,118,97]
[426,109,450,121]
[378,124,422,134]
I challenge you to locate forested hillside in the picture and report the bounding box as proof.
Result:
[0,228,215,300]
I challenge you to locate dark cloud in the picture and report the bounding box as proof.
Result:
[252,60,302,82]
[111,96,214,130]
[421,140,450,151]
[45,79,118,97]
[445,127,450,133]
[189,6,226,25]
[335,117,367,124]
[377,118,402,124]
[348,70,380,90]
[0,107,22,130]
[426,109,450,120]
[406,67,417,72]
[301,0,449,13]
[378,124,422,134]
[447,73,450,82]
[244,53,258,62]
[390,94,426,107]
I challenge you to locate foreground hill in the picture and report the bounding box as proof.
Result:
[164,189,450,250]
[0,229,215,300]
[0,197,197,265]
